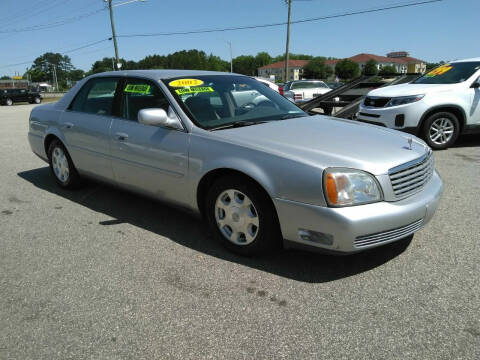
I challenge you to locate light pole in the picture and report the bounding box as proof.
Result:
[284,0,292,82]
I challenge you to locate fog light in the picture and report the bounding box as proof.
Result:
[395,114,405,127]
[298,229,334,245]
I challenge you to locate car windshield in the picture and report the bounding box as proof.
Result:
[413,62,480,84]
[164,75,307,130]
[291,81,328,90]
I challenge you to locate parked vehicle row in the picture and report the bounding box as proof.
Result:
[1,88,42,106]
[358,58,480,149]
[29,70,443,256]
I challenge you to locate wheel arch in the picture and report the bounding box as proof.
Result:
[196,167,278,221]
[419,105,467,133]
[43,129,66,156]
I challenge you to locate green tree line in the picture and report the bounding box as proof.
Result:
[2,49,441,89]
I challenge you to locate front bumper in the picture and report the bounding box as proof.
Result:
[274,170,443,253]
[357,101,429,130]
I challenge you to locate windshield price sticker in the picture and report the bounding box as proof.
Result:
[425,64,452,78]
[124,84,151,94]
[175,86,214,95]
[169,79,204,87]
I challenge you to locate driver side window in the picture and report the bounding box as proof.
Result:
[121,78,170,121]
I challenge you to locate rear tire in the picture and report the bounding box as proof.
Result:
[47,139,81,189]
[205,176,281,256]
[422,111,460,150]
[34,97,41,104]
[5,98,13,106]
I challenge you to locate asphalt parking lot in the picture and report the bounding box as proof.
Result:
[0,104,479,360]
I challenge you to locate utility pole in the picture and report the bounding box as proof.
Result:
[228,41,233,73]
[284,0,292,82]
[107,0,120,70]
[52,65,59,92]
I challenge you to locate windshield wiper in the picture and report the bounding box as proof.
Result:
[279,113,307,120]
[210,120,269,131]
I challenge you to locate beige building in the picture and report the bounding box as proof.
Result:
[257,60,309,82]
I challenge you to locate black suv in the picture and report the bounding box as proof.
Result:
[0,88,42,106]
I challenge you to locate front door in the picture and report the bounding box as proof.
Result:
[61,77,121,181]
[110,78,190,206]
[469,76,480,125]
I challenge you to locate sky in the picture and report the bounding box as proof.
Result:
[0,0,478,76]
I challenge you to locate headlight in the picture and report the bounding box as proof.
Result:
[324,168,383,207]
[385,95,424,107]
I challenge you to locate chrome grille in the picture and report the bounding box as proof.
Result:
[389,153,434,198]
[355,219,424,248]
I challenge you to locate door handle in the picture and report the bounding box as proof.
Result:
[64,122,74,129]
[115,132,129,141]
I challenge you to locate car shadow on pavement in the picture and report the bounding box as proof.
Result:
[452,134,480,148]
[18,167,412,284]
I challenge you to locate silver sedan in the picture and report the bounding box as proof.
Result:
[28,70,443,255]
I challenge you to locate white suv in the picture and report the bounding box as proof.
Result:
[358,58,480,149]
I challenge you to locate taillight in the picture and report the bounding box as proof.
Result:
[294,93,303,101]
[279,86,284,96]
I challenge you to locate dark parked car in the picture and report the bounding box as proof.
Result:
[0,88,42,106]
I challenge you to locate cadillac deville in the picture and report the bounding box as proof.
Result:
[28,70,443,255]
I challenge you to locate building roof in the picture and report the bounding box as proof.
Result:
[258,60,310,70]
[325,53,425,65]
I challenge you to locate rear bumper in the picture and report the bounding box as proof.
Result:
[274,170,443,253]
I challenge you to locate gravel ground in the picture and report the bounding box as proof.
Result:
[0,104,479,360]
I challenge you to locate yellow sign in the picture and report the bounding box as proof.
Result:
[175,87,214,95]
[425,64,452,77]
[124,84,151,94]
[169,79,204,87]
[12,76,23,80]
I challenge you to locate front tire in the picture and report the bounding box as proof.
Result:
[423,112,460,150]
[34,97,41,104]
[205,176,281,256]
[47,140,81,189]
[5,98,13,106]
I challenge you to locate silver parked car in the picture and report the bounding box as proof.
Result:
[28,70,443,255]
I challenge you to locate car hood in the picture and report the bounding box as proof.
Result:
[368,82,457,97]
[211,116,430,175]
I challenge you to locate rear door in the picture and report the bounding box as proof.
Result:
[109,77,190,206]
[17,89,29,102]
[61,77,121,181]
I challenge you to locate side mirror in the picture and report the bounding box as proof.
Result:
[471,80,480,89]
[138,107,183,130]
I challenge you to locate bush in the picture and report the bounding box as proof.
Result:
[378,65,398,76]
[363,59,378,76]
[335,59,360,80]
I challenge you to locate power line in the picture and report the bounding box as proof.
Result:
[0,7,106,33]
[117,0,444,38]
[0,0,74,30]
[0,38,110,69]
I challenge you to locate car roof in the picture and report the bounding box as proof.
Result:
[90,69,241,80]
[451,57,480,63]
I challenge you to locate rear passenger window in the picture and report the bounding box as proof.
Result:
[121,79,170,121]
[70,78,119,116]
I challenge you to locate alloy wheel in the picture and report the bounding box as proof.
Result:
[429,117,454,145]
